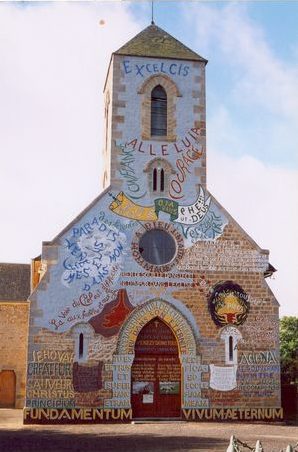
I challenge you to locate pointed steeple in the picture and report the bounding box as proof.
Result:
[114,24,207,63]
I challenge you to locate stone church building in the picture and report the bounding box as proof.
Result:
[1,24,282,423]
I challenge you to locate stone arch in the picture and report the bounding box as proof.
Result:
[71,322,95,363]
[220,326,242,365]
[143,157,175,174]
[116,298,197,355]
[138,74,181,141]
[105,300,209,410]
[138,74,182,97]
[143,158,175,196]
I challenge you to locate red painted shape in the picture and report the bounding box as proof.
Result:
[103,290,131,328]
[89,289,133,337]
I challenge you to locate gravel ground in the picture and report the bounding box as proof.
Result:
[0,409,297,452]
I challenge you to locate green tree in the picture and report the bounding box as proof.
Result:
[280,316,298,384]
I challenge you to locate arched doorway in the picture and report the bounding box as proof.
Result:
[0,370,16,408]
[131,317,181,419]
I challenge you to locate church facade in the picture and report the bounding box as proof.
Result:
[23,24,282,424]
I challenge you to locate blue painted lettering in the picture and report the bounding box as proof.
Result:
[183,66,189,76]
[169,63,177,75]
[123,60,132,74]
[122,60,191,77]
[136,64,145,76]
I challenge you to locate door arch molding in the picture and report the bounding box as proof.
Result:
[104,299,209,412]
[116,298,197,355]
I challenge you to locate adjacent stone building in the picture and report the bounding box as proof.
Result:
[3,24,282,423]
[0,263,30,408]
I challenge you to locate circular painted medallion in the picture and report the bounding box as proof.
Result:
[209,281,249,327]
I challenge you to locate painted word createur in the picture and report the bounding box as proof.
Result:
[27,363,72,377]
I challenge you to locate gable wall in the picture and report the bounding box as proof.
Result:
[24,50,281,423]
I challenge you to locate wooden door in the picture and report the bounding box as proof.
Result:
[131,317,181,419]
[0,370,16,408]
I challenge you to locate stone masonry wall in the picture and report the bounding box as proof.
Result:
[24,39,281,423]
[0,303,29,408]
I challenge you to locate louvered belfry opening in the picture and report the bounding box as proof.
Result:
[151,85,167,136]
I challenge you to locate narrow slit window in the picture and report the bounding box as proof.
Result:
[79,333,84,359]
[160,168,165,192]
[151,85,167,136]
[153,168,157,191]
[228,336,233,362]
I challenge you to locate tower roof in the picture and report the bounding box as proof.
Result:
[114,23,207,63]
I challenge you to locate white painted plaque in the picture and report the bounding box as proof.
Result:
[209,364,237,391]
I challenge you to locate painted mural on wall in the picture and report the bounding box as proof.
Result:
[209,281,250,327]
[25,50,280,422]
[110,186,211,226]
[237,350,280,398]
[109,187,226,244]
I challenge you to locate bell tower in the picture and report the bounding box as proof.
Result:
[102,24,208,203]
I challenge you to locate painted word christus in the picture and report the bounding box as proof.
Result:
[239,350,278,365]
[118,143,146,199]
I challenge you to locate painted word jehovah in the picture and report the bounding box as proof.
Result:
[24,24,282,424]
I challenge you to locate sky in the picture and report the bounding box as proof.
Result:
[0,1,297,317]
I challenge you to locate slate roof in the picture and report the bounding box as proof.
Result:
[0,263,30,301]
[115,23,207,63]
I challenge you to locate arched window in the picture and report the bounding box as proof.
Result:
[153,168,157,192]
[72,323,94,362]
[151,85,167,137]
[160,168,165,192]
[144,158,175,197]
[229,336,233,362]
[152,167,165,193]
[79,333,84,359]
[220,327,242,365]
